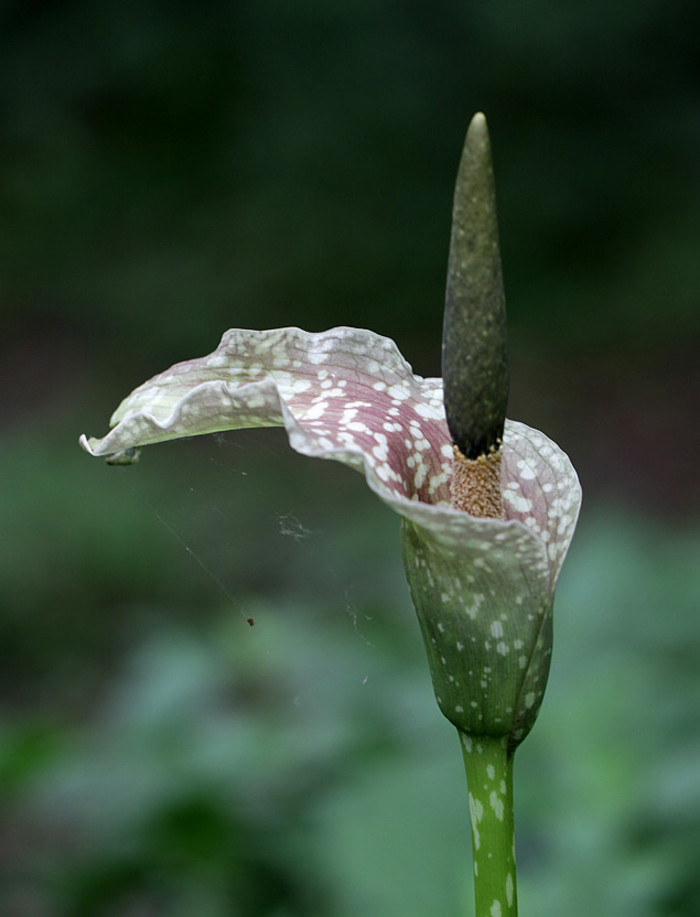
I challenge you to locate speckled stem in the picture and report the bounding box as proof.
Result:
[460,732,517,917]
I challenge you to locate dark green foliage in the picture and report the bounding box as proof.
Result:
[1,1,699,370]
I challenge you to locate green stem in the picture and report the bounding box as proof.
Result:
[459,732,518,917]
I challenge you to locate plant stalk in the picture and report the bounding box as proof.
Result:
[459,732,518,916]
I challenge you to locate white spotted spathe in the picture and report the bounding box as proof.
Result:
[80,327,579,575]
[80,325,581,745]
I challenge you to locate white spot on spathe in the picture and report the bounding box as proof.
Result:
[339,407,358,425]
[490,621,504,638]
[486,764,495,780]
[516,458,537,480]
[414,400,441,419]
[304,401,328,420]
[496,641,509,656]
[347,420,370,433]
[503,490,533,513]
[490,900,502,917]
[465,594,485,620]
[387,383,410,401]
[524,692,536,709]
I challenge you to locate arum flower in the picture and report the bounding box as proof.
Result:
[81,113,580,917]
[80,326,578,739]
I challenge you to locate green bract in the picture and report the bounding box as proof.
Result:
[81,325,581,746]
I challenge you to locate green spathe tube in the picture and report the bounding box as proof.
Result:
[400,517,553,750]
[442,112,509,460]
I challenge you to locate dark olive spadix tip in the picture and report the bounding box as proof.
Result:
[442,112,509,460]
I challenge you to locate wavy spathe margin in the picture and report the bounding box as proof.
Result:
[81,325,581,744]
[81,327,580,591]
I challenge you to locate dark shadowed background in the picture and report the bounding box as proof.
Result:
[2,2,699,915]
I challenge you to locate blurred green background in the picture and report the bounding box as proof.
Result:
[2,2,699,915]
